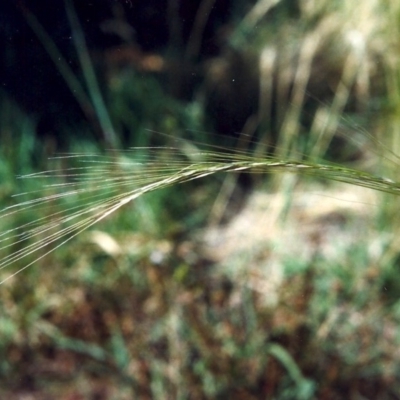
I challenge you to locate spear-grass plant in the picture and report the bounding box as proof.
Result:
[1,127,400,286]
[3,0,400,398]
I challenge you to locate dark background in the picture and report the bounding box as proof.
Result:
[1,0,258,150]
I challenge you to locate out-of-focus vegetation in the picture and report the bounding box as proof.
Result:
[2,0,400,399]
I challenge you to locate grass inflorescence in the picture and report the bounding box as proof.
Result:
[1,133,399,285]
[3,0,400,398]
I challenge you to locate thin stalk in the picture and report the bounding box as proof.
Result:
[64,0,119,148]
